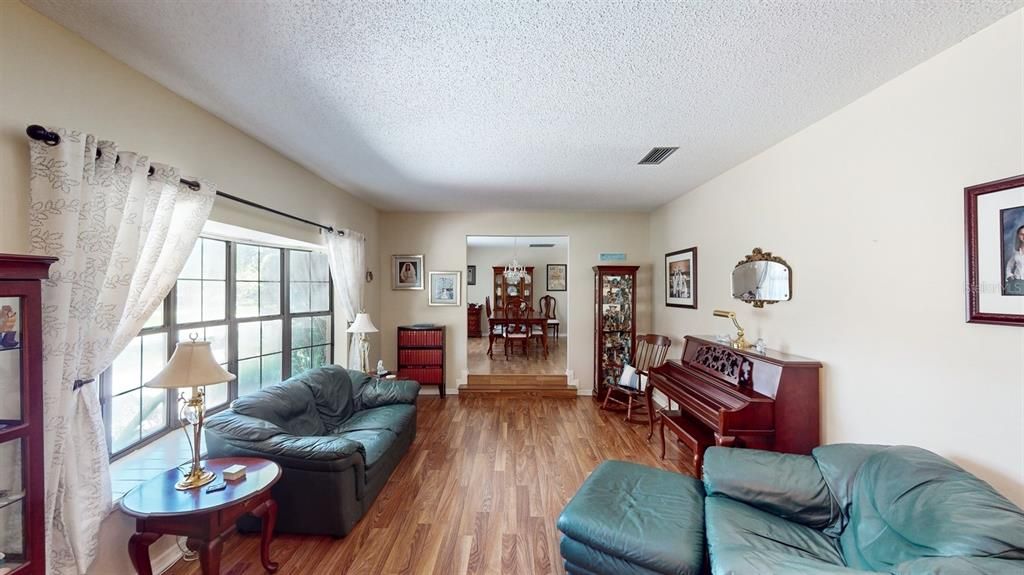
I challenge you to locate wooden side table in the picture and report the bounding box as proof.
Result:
[120,458,282,575]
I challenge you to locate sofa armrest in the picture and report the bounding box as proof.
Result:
[358,377,421,409]
[703,447,840,530]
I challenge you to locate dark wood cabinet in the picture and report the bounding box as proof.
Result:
[593,265,640,400]
[0,254,56,575]
[467,304,482,338]
[491,266,535,311]
[397,325,446,397]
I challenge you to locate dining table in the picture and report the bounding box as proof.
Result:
[487,309,549,359]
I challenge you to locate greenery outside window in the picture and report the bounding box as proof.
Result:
[101,236,334,458]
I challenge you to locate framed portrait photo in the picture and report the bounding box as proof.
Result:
[966,175,1024,325]
[392,254,424,290]
[665,247,697,309]
[467,265,476,286]
[547,264,567,291]
[428,271,461,306]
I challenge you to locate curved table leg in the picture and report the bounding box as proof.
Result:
[128,532,160,575]
[197,535,223,575]
[252,499,280,573]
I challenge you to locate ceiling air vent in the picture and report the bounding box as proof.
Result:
[638,147,678,165]
[529,243,555,248]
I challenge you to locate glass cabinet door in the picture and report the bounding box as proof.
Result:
[599,273,634,387]
[0,297,22,426]
[0,438,25,571]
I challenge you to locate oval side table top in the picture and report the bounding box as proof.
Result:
[121,457,281,518]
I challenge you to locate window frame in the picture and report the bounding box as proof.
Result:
[100,238,334,460]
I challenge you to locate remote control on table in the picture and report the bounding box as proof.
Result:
[206,480,227,493]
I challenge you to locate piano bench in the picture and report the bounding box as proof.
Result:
[556,460,706,575]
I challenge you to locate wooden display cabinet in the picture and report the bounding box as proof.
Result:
[592,265,639,401]
[491,266,535,311]
[0,254,56,575]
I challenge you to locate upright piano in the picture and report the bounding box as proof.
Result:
[647,335,822,475]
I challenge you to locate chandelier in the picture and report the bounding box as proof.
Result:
[504,237,531,284]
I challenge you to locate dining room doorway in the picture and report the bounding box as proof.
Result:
[463,235,569,393]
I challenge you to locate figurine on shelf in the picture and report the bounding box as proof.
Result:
[0,305,17,348]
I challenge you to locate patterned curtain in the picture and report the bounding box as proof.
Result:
[323,229,366,369]
[28,126,215,574]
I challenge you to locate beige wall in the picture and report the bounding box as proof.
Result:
[0,3,380,573]
[650,11,1024,505]
[467,241,569,336]
[379,212,650,391]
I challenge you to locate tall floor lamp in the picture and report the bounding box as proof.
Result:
[346,313,379,373]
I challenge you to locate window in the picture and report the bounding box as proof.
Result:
[101,237,334,458]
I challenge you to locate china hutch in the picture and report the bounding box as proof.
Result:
[0,254,55,575]
[593,265,639,400]
[491,266,535,311]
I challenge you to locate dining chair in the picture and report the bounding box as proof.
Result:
[485,296,503,358]
[538,295,559,339]
[601,334,672,423]
[503,298,531,359]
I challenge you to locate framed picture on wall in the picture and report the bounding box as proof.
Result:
[467,265,476,286]
[392,254,424,290]
[665,247,697,309]
[428,271,461,306]
[547,264,567,291]
[966,174,1024,325]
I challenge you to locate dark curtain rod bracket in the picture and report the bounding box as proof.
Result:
[25,124,340,235]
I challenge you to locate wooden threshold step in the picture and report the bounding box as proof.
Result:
[456,385,577,398]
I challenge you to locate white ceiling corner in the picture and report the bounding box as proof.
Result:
[25,0,1024,212]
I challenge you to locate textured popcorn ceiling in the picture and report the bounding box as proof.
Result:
[25,0,1023,211]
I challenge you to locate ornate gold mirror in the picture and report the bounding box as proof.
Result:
[732,248,792,308]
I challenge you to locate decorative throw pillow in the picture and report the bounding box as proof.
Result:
[619,364,639,390]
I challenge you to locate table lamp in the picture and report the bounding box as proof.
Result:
[346,313,378,373]
[145,335,236,490]
[713,309,749,349]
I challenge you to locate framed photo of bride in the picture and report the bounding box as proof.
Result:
[965,174,1024,326]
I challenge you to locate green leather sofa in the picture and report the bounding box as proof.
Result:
[205,365,420,536]
[559,445,1024,575]
[703,444,1024,574]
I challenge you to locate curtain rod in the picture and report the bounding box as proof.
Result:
[25,124,340,235]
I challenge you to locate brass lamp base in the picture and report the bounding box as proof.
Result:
[175,468,216,491]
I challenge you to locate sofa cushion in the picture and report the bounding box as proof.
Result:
[812,443,889,536]
[230,378,326,436]
[336,429,397,469]
[840,446,1024,572]
[703,447,839,531]
[557,460,705,575]
[335,404,416,435]
[559,536,666,575]
[705,496,848,573]
[300,365,356,430]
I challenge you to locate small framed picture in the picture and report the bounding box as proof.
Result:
[428,271,462,306]
[467,265,477,286]
[966,174,1024,325]
[392,255,424,290]
[547,264,567,291]
[665,247,697,309]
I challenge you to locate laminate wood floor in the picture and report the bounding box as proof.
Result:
[165,396,696,575]
[466,335,567,376]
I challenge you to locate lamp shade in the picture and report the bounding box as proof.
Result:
[346,313,378,334]
[144,341,236,389]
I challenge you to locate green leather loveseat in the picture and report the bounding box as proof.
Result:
[704,444,1024,574]
[205,365,420,536]
[558,445,1024,574]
